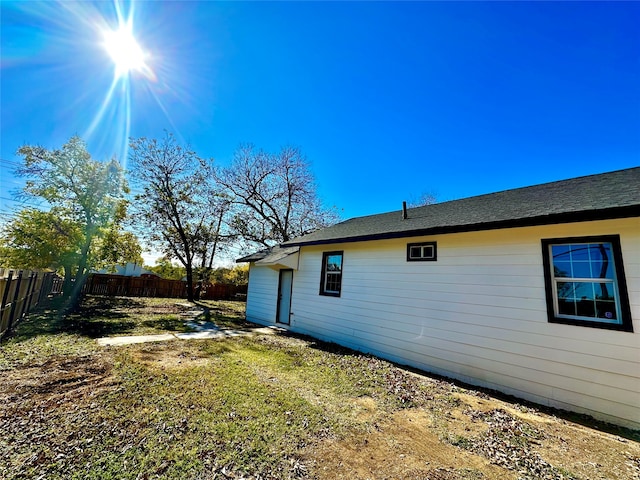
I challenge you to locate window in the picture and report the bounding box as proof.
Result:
[541,235,632,332]
[320,251,343,297]
[407,242,437,261]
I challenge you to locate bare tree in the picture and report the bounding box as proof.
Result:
[408,191,438,208]
[194,193,233,271]
[129,133,228,301]
[215,145,339,247]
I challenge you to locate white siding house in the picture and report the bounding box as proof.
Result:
[238,168,640,429]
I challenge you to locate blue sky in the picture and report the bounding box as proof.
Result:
[2,1,639,229]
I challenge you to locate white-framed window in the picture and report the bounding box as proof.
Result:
[407,242,437,261]
[541,235,632,332]
[320,251,343,297]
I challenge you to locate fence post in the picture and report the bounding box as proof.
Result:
[7,271,23,334]
[0,270,14,338]
[24,272,39,317]
[1,270,13,317]
[17,272,35,323]
[38,273,50,303]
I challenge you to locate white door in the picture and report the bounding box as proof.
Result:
[277,269,293,325]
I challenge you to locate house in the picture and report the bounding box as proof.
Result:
[237,167,640,428]
[96,262,157,277]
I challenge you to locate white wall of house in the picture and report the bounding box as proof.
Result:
[245,218,640,428]
[245,264,280,326]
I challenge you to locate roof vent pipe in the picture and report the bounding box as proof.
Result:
[402,201,407,220]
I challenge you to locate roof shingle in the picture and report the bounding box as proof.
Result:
[282,167,640,247]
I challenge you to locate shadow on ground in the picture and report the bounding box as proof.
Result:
[4,296,252,343]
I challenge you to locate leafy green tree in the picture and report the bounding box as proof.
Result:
[206,265,249,285]
[129,133,230,301]
[0,208,82,284]
[94,228,144,271]
[14,136,129,296]
[144,256,186,280]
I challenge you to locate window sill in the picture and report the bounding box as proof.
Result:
[548,316,633,332]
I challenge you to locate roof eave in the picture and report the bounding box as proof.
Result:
[282,205,640,247]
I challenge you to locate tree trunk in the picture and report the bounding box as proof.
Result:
[207,210,225,269]
[185,262,194,302]
[67,232,93,310]
[62,265,74,296]
[68,272,88,312]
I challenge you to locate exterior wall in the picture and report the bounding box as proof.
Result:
[245,264,280,326]
[245,218,640,428]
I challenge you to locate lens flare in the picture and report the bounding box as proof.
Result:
[85,1,156,166]
[4,0,190,169]
[103,26,145,78]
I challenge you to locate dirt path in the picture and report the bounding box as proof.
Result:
[305,388,640,480]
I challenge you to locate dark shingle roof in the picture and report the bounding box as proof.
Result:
[236,246,299,264]
[282,167,640,247]
[236,249,271,263]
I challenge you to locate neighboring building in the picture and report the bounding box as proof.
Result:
[238,167,640,429]
[96,263,157,277]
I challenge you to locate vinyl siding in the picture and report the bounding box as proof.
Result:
[245,265,279,325]
[246,218,640,428]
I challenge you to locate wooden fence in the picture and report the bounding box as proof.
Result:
[83,274,187,298]
[200,282,248,301]
[0,269,59,339]
[82,274,247,301]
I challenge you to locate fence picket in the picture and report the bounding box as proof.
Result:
[0,270,58,339]
[0,271,14,336]
[6,271,24,335]
[81,273,247,300]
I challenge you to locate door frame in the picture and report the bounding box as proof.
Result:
[276,269,293,325]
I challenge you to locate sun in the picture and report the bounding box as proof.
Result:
[103,25,146,78]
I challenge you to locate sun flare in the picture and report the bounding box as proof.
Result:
[103,26,146,78]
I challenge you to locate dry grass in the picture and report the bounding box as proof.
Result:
[1,295,638,479]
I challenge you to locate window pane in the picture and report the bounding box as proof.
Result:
[589,243,612,262]
[326,255,342,272]
[569,244,589,261]
[596,300,617,321]
[422,245,434,258]
[552,245,571,260]
[574,282,595,301]
[590,261,614,280]
[557,282,576,315]
[594,283,614,301]
[558,300,575,316]
[557,281,575,299]
[409,246,421,258]
[554,261,572,278]
[576,299,595,317]
[575,283,596,318]
[571,261,592,279]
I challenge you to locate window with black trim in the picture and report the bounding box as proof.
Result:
[320,251,343,297]
[407,242,437,262]
[541,235,633,332]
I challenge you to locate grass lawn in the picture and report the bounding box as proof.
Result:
[1,296,638,480]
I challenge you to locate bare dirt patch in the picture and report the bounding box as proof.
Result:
[303,378,640,480]
[1,353,113,405]
[130,342,216,369]
[445,390,640,480]
[0,353,116,478]
[306,408,513,480]
[81,296,188,316]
